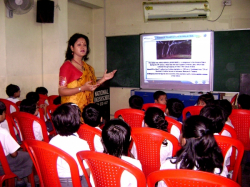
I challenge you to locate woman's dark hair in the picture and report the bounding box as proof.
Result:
[82,103,102,127]
[200,105,225,133]
[197,92,214,106]
[102,119,131,158]
[144,107,168,132]
[65,33,90,61]
[36,87,48,95]
[174,115,224,174]
[216,99,232,120]
[20,99,37,115]
[0,101,6,115]
[52,103,81,136]
[6,84,20,97]
[129,95,144,110]
[167,98,184,118]
[26,92,39,103]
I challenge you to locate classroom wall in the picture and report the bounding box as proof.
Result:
[105,0,250,115]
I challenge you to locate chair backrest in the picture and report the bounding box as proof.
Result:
[215,135,244,181]
[114,108,145,128]
[165,116,182,134]
[16,101,21,108]
[77,124,102,151]
[147,169,241,187]
[5,114,19,142]
[229,109,250,150]
[219,124,237,139]
[182,106,203,121]
[48,95,59,105]
[0,99,19,115]
[46,104,59,120]
[11,112,49,143]
[38,94,48,106]
[23,139,82,187]
[230,93,238,105]
[77,151,146,187]
[142,103,166,112]
[131,127,180,177]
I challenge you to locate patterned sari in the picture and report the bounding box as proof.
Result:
[59,61,96,111]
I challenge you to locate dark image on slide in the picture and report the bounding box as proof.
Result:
[157,40,191,59]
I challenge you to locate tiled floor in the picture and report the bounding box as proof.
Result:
[241,151,250,187]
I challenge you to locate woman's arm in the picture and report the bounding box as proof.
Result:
[96,70,117,85]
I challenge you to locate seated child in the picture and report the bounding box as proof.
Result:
[6,84,20,113]
[166,98,184,121]
[131,107,173,164]
[102,119,142,187]
[20,99,43,141]
[196,92,214,106]
[50,103,90,187]
[238,94,250,109]
[82,103,104,152]
[217,99,234,129]
[158,115,227,187]
[129,95,144,110]
[0,103,33,187]
[35,86,49,106]
[154,91,167,105]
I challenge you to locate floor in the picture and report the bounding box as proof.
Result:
[241,151,250,187]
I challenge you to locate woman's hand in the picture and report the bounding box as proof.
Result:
[102,69,117,81]
[82,81,99,92]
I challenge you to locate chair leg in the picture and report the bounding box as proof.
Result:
[28,171,36,187]
[5,178,16,187]
[237,165,242,185]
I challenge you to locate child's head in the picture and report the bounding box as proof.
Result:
[6,84,20,98]
[35,87,48,96]
[238,94,250,109]
[0,101,6,123]
[26,92,39,104]
[216,99,232,121]
[166,98,184,118]
[129,95,144,110]
[102,119,131,158]
[197,92,214,106]
[178,115,223,173]
[144,107,168,132]
[199,105,225,133]
[153,91,167,105]
[53,96,61,105]
[52,103,81,136]
[20,99,39,116]
[82,103,102,127]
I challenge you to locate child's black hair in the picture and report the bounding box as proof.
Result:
[53,96,61,105]
[82,103,102,127]
[174,115,224,174]
[216,99,232,121]
[20,99,37,115]
[102,119,131,158]
[6,84,20,97]
[26,92,39,103]
[0,101,6,115]
[167,98,184,118]
[35,87,48,95]
[238,94,250,109]
[129,95,144,110]
[197,92,214,106]
[200,105,225,133]
[52,103,81,136]
[153,91,166,101]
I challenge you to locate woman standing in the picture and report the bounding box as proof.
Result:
[59,33,116,111]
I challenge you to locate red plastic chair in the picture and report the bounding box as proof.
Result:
[46,104,59,120]
[23,139,82,187]
[77,151,146,187]
[219,124,237,139]
[114,108,145,128]
[165,116,182,134]
[16,101,21,108]
[147,169,241,187]
[131,127,180,177]
[0,99,19,115]
[182,106,203,121]
[142,103,166,112]
[230,93,238,105]
[215,136,244,182]
[229,109,250,150]
[77,124,102,151]
[5,114,20,142]
[38,94,48,106]
[48,95,59,105]
[11,112,49,143]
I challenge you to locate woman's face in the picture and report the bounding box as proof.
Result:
[71,38,87,58]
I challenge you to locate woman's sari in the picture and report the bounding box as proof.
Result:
[59,60,96,111]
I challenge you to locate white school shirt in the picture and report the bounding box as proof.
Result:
[0,120,10,133]
[0,127,20,156]
[90,155,142,187]
[169,125,180,142]
[17,121,43,141]
[49,134,90,178]
[158,158,228,187]
[94,127,104,153]
[6,97,19,113]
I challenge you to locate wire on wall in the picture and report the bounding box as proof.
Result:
[207,3,226,22]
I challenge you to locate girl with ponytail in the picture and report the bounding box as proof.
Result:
[158,115,228,187]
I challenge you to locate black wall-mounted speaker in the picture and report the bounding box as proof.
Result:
[36,0,54,23]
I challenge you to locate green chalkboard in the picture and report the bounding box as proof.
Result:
[107,35,140,87]
[214,30,250,91]
[107,30,250,91]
